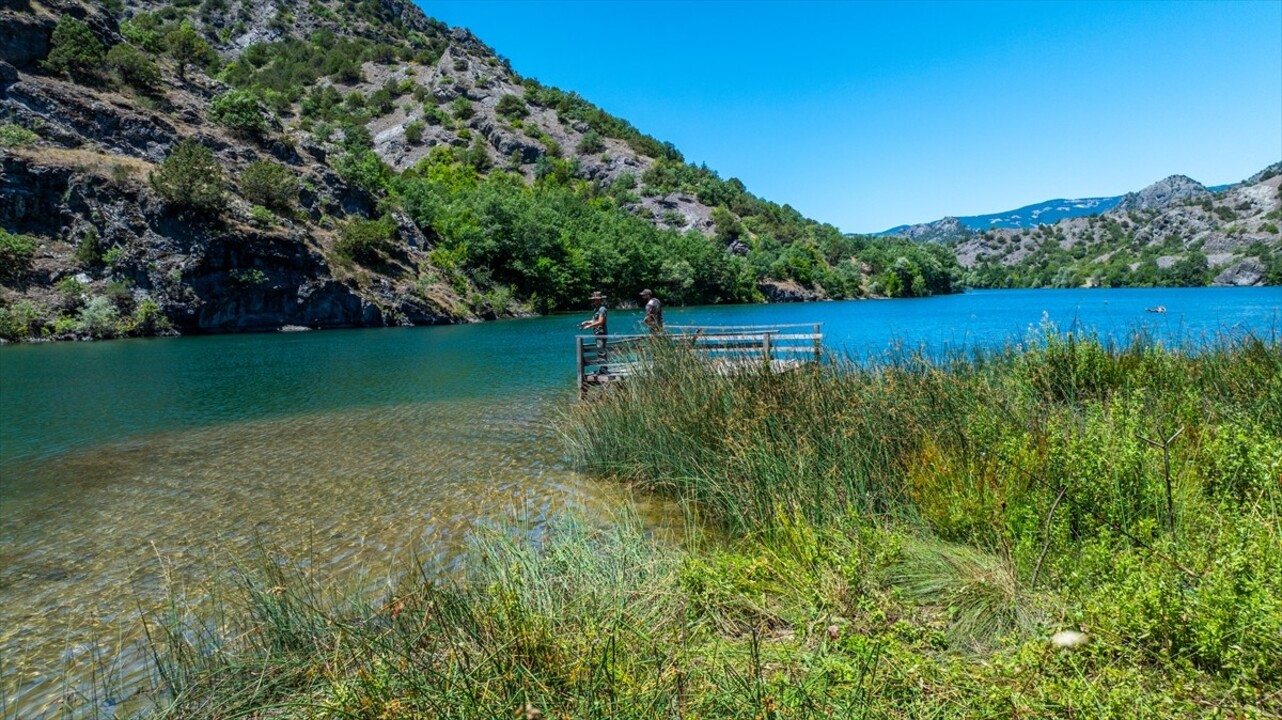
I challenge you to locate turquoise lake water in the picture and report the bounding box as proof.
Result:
[0,286,1278,714]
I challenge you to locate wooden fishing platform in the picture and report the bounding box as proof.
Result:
[576,323,823,397]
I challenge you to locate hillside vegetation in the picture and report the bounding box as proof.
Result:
[0,0,960,343]
[949,169,1282,289]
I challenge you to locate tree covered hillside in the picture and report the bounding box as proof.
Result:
[0,0,959,342]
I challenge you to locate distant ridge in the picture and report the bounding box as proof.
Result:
[880,195,1123,238]
[878,180,1243,243]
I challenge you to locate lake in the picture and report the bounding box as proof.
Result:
[1,286,1278,715]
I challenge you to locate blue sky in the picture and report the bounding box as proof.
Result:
[421,1,1282,233]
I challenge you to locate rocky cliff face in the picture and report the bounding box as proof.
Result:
[0,0,754,341]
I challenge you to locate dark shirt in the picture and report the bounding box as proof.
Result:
[644,297,663,328]
[592,305,607,335]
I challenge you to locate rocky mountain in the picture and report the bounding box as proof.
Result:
[881,195,1123,241]
[954,166,1281,288]
[3,0,923,342]
[1113,174,1211,213]
[879,215,974,244]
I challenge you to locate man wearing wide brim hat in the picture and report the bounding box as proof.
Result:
[579,292,609,366]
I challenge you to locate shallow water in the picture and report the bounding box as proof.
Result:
[1,287,1278,715]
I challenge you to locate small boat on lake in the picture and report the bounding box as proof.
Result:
[1146,305,1167,314]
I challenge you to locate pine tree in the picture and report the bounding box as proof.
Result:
[150,140,226,213]
[43,17,105,81]
[164,23,212,81]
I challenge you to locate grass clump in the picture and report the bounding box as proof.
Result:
[561,331,1282,708]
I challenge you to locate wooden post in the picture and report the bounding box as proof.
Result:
[762,331,772,368]
[576,335,586,399]
[813,323,822,362]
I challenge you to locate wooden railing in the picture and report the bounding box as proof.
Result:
[576,323,823,397]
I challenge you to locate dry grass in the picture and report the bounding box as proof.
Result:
[11,146,154,177]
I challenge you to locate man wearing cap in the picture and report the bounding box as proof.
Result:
[640,289,663,331]
[579,291,608,365]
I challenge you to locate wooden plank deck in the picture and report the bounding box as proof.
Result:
[576,323,822,397]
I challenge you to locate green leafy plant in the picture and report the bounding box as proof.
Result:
[450,96,474,121]
[164,22,215,80]
[575,129,604,154]
[210,90,266,136]
[0,301,41,340]
[228,267,268,287]
[43,16,105,81]
[496,93,528,119]
[240,159,297,213]
[75,230,103,266]
[334,216,396,265]
[122,299,169,336]
[106,43,161,92]
[150,139,227,213]
[248,205,276,226]
[77,295,120,338]
[0,229,37,279]
[0,124,39,148]
[404,120,424,145]
[334,150,391,192]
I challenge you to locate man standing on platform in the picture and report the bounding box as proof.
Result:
[640,288,663,331]
[579,291,608,365]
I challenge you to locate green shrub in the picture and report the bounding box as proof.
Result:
[228,267,268,287]
[462,137,491,172]
[0,229,37,279]
[74,230,102,266]
[248,205,275,226]
[43,16,105,81]
[103,279,134,311]
[210,90,266,136]
[339,123,373,152]
[495,93,528,119]
[576,129,604,154]
[120,13,165,53]
[450,96,474,121]
[333,150,391,192]
[106,42,161,92]
[55,276,87,304]
[0,301,40,340]
[0,124,39,148]
[239,159,297,213]
[102,246,125,267]
[404,120,424,145]
[422,105,448,126]
[150,139,227,212]
[77,295,120,338]
[1200,421,1282,501]
[334,216,396,265]
[164,22,215,80]
[366,89,393,116]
